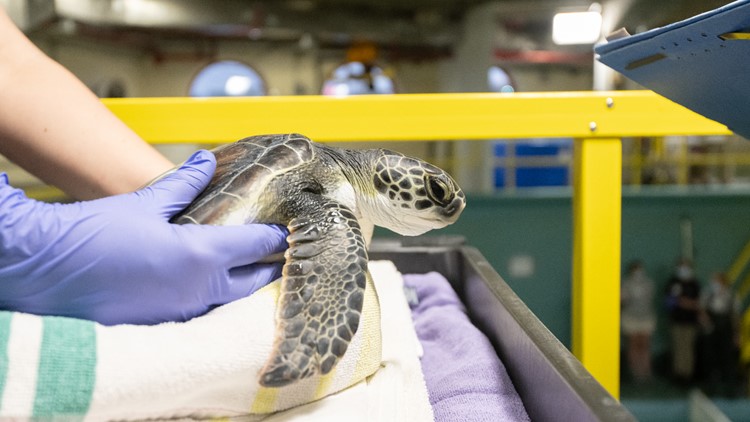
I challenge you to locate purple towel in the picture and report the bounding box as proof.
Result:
[404,272,530,422]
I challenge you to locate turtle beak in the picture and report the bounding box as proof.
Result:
[438,197,465,220]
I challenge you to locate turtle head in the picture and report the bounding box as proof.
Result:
[366,150,465,236]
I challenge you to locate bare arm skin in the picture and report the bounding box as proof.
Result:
[0,8,173,200]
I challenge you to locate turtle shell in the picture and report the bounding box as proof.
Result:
[172,133,314,225]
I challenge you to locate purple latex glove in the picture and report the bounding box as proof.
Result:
[0,150,288,326]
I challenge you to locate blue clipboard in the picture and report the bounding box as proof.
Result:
[595,0,750,139]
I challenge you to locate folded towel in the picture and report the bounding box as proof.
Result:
[405,272,530,422]
[0,261,388,420]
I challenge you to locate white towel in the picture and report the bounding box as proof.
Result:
[0,260,432,421]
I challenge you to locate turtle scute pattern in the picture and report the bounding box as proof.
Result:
[171,134,313,225]
[259,198,368,387]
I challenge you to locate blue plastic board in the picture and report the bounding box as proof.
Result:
[493,140,571,188]
[595,0,750,139]
[516,168,568,187]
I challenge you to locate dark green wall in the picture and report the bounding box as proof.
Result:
[376,186,750,351]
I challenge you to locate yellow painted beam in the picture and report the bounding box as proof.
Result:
[572,137,622,399]
[736,272,750,304]
[102,91,730,144]
[728,238,750,285]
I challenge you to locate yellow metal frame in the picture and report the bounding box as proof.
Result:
[103,91,728,144]
[572,138,622,397]
[103,90,730,399]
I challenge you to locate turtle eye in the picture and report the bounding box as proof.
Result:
[425,175,452,206]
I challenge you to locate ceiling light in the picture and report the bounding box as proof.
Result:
[225,76,253,96]
[552,9,603,45]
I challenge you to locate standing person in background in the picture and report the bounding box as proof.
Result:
[665,258,702,383]
[621,260,657,383]
[701,272,740,396]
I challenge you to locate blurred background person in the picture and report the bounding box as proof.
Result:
[621,260,657,383]
[665,258,701,383]
[701,272,740,396]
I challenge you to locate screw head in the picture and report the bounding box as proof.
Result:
[606,97,614,108]
[589,121,598,132]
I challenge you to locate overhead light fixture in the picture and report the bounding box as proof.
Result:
[225,76,253,96]
[552,5,603,45]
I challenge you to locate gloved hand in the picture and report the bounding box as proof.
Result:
[0,150,288,325]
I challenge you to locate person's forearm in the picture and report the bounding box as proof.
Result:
[0,9,173,200]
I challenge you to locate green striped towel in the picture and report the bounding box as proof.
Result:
[0,261,391,420]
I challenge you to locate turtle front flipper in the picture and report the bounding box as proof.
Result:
[259,199,368,387]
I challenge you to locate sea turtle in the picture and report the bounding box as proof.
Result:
[172,133,465,387]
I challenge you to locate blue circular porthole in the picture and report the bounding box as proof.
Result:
[189,60,266,97]
[488,66,516,93]
[322,62,395,96]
